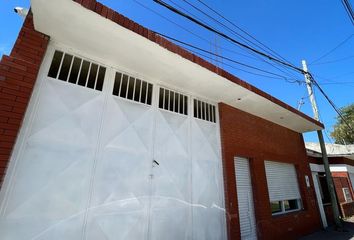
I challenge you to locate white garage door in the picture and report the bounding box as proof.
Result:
[0,47,226,240]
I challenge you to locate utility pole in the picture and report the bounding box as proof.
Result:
[302,60,343,229]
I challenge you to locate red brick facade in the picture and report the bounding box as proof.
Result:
[0,13,49,186]
[219,103,321,240]
[331,172,354,218]
[0,2,323,239]
[332,172,354,204]
[309,156,354,166]
[308,156,354,219]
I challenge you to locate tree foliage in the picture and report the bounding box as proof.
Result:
[330,103,354,144]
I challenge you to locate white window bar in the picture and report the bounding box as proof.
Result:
[85,62,92,87]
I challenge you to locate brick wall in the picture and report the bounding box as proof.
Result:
[0,12,49,187]
[340,202,354,218]
[309,156,354,166]
[219,103,321,240]
[332,172,354,204]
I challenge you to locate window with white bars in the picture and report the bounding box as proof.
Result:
[193,99,216,123]
[47,50,106,91]
[158,87,188,115]
[112,72,153,105]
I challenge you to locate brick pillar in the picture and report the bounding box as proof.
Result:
[0,12,49,187]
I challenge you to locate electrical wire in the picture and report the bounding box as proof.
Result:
[132,0,263,62]
[309,33,354,65]
[342,0,354,25]
[133,0,303,82]
[194,0,293,65]
[179,0,301,81]
[153,0,306,74]
[187,47,292,81]
[311,55,354,65]
[154,0,353,132]
[179,0,279,54]
[309,74,354,133]
[153,31,302,82]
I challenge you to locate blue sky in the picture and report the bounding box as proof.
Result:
[1,0,353,143]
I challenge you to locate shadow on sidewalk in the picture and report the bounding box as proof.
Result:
[300,221,354,240]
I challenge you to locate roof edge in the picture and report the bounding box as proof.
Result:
[72,0,324,129]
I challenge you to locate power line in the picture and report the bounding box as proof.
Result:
[320,81,354,86]
[194,0,293,65]
[153,0,306,74]
[311,55,354,65]
[153,0,352,132]
[309,33,354,65]
[179,0,280,57]
[133,0,302,81]
[132,0,266,62]
[166,0,210,26]
[153,31,300,81]
[342,0,354,25]
[309,74,354,133]
[187,47,296,81]
[179,0,301,81]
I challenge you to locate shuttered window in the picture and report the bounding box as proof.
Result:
[264,161,302,214]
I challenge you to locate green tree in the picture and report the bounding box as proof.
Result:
[330,103,354,144]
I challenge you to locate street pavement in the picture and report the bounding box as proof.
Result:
[300,220,354,240]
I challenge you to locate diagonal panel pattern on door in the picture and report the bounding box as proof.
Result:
[1,79,105,240]
[85,97,154,240]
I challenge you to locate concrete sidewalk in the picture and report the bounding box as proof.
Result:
[300,221,354,240]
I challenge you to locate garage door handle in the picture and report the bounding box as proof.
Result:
[153,160,159,166]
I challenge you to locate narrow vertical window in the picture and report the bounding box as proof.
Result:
[58,54,73,81]
[87,63,98,89]
[147,83,153,105]
[120,75,129,98]
[169,91,174,112]
[77,60,90,86]
[95,66,106,91]
[193,99,197,118]
[179,94,184,114]
[197,100,202,119]
[141,81,147,104]
[68,57,82,84]
[174,93,180,113]
[159,88,164,109]
[184,96,188,115]
[134,79,142,102]
[113,72,122,96]
[164,89,169,110]
[127,77,135,100]
[48,51,64,79]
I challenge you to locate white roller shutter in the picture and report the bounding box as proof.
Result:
[234,157,257,240]
[264,161,301,201]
